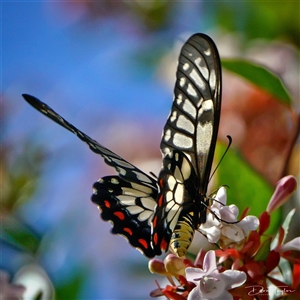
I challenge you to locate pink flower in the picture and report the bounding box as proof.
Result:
[185,251,246,300]
[0,270,26,300]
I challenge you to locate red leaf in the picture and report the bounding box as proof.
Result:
[265,250,280,273]
[259,211,270,235]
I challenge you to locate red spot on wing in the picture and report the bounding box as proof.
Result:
[138,238,149,250]
[104,200,111,208]
[153,232,158,245]
[160,238,168,251]
[157,195,163,207]
[159,178,164,187]
[114,211,125,220]
[123,227,133,235]
[152,216,157,227]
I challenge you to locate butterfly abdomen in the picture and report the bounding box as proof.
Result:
[169,211,195,257]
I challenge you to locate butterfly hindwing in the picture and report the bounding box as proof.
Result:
[152,150,200,254]
[22,94,159,258]
[92,176,159,258]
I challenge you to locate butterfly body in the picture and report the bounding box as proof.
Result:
[23,33,222,258]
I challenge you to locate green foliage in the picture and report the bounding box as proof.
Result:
[2,142,46,212]
[222,59,292,105]
[1,216,41,254]
[55,269,87,300]
[214,2,299,47]
[254,238,272,261]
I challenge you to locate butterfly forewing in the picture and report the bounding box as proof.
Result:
[160,33,221,192]
[154,33,222,256]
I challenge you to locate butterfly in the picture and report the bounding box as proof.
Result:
[23,33,222,258]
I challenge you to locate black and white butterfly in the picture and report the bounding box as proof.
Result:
[23,33,222,258]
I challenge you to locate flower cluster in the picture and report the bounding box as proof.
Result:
[149,176,299,300]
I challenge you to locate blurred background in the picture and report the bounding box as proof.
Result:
[2,1,299,299]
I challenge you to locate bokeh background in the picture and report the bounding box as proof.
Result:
[2,1,299,299]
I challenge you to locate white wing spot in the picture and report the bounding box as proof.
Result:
[164,129,171,142]
[176,115,194,134]
[182,99,196,119]
[127,205,144,215]
[174,166,183,182]
[183,62,189,71]
[174,184,184,204]
[170,110,177,122]
[176,94,183,105]
[167,176,176,191]
[167,203,180,223]
[119,168,126,176]
[173,133,193,149]
[179,77,186,87]
[204,48,211,56]
[114,158,134,169]
[118,196,136,205]
[187,83,197,97]
[131,182,153,194]
[140,197,156,210]
[111,178,119,184]
[181,158,191,180]
[166,191,173,202]
[210,69,216,90]
[138,210,153,222]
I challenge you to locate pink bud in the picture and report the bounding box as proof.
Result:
[266,176,297,213]
[164,254,187,276]
[148,259,168,275]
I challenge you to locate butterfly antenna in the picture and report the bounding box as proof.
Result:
[150,171,158,179]
[209,135,232,181]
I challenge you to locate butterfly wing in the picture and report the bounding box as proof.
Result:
[153,33,222,256]
[92,176,159,258]
[152,150,199,254]
[22,94,159,257]
[160,33,222,193]
[22,94,157,189]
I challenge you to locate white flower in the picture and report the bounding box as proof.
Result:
[200,187,259,247]
[186,251,246,300]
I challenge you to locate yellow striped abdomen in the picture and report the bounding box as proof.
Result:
[169,212,195,257]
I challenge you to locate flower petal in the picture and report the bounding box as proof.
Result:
[186,267,207,284]
[215,187,227,205]
[202,251,217,273]
[238,215,260,234]
[221,270,247,289]
[279,237,300,252]
[187,286,207,300]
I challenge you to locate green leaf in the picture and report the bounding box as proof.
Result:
[222,59,292,105]
[1,216,41,254]
[254,238,272,261]
[55,269,87,300]
[215,143,281,234]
